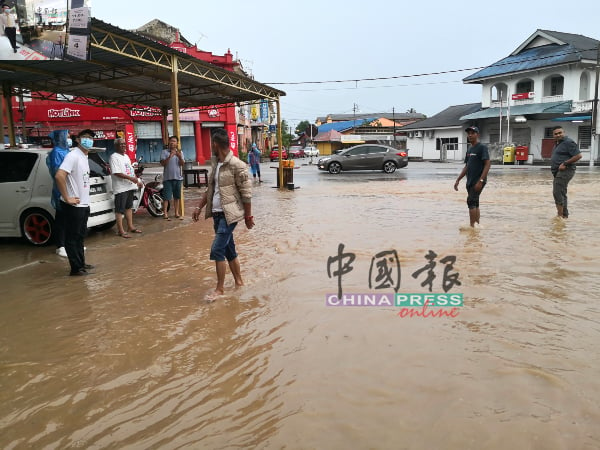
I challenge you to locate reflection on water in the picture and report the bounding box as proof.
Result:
[2,165,600,448]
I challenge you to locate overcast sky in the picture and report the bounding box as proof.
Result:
[93,0,600,129]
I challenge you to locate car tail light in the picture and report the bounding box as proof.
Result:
[396,152,407,157]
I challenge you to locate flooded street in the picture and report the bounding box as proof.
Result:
[2,161,600,449]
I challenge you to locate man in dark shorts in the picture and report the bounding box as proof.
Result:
[109,138,143,237]
[160,136,185,220]
[454,126,491,228]
[550,126,582,218]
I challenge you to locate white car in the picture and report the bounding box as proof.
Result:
[304,146,319,157]
[0,148,116,245]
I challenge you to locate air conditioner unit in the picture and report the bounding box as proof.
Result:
[426,130,435,138]
[414,131,423,138]
[407,131,414,139]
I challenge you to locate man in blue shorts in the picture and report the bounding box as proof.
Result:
[454,126,491,228]
[160,136,185,220]
[192,128,254,301]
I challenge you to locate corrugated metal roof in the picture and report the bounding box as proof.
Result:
[0,18,285,110]
[402,103,481,130]
[464,30,599,82]
[459,101,572,120]
[318,118,376,133]
[314,129,342,142]
[316,112,426,122]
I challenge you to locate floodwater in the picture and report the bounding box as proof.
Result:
[1,161,600,449]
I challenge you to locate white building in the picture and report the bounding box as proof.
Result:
[404,29,599,163]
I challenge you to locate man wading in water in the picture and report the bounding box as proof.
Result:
[454,126,491,228]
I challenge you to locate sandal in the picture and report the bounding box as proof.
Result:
[164,216,171,221]
[117,232,131,239]
[128,229,143,233]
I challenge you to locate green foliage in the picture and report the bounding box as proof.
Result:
[280,119,293,147]
[295,120,310,134]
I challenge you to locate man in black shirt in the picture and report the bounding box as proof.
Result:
[550,126,581,218]
[454,126,491,228]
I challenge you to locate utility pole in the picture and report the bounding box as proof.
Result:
[18,88,27,144]
[353,103,357,134]
[590,43,600,167]
[392,107,396,146]
[499,90,503,144]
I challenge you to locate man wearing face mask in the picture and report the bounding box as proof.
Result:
[46,129,71,257]
[55,129,95,276]
[1,4,18,53]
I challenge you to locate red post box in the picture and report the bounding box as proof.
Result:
[515,146,529,161]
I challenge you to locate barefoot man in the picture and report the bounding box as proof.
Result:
[454,126,491,228]
[192,128,254,300]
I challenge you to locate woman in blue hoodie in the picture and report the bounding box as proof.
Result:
[46,129,71,257]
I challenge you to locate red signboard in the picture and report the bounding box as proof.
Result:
[511,92,534,100]
[124,124,136,161]
[13,102,131,122]
[226,124,238,156]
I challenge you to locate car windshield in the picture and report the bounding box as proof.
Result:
[88,152,110,177]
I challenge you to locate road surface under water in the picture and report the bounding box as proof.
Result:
[1,161,600,449]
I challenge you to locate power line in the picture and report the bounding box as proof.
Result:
[290,80,463,93]
[265,47,599,86]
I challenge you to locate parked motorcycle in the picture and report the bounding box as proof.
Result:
[132,158,165,217]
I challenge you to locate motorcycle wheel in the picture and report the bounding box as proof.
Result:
[147,193,164,217]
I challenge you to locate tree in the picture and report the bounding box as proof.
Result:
[279,119,293,147]
[295,120,311,134]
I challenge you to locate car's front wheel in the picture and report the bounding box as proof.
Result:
[383,161,397,173]
[20,208,54,246]
[328,162,342,174]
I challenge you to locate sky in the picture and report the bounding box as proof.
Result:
[92,0,600,130]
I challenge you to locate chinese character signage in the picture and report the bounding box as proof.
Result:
[260,100,269,123]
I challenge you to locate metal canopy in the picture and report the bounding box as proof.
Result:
[460,101,572,120]
[0,17,285,110]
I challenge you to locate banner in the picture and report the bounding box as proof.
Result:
[124,124,137,162]
[226,124,238,156]
[260,100,269,123]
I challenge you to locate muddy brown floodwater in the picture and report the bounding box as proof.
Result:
[1,162,600,449]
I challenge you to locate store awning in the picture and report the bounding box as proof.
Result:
[460,101,572,120]
[551,115,592,121]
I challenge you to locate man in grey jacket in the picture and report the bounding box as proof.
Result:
[192,128,254,300]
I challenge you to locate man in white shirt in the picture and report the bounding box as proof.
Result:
[0,4,18,53]
[109,138,143,237]
[55,129,95,276]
